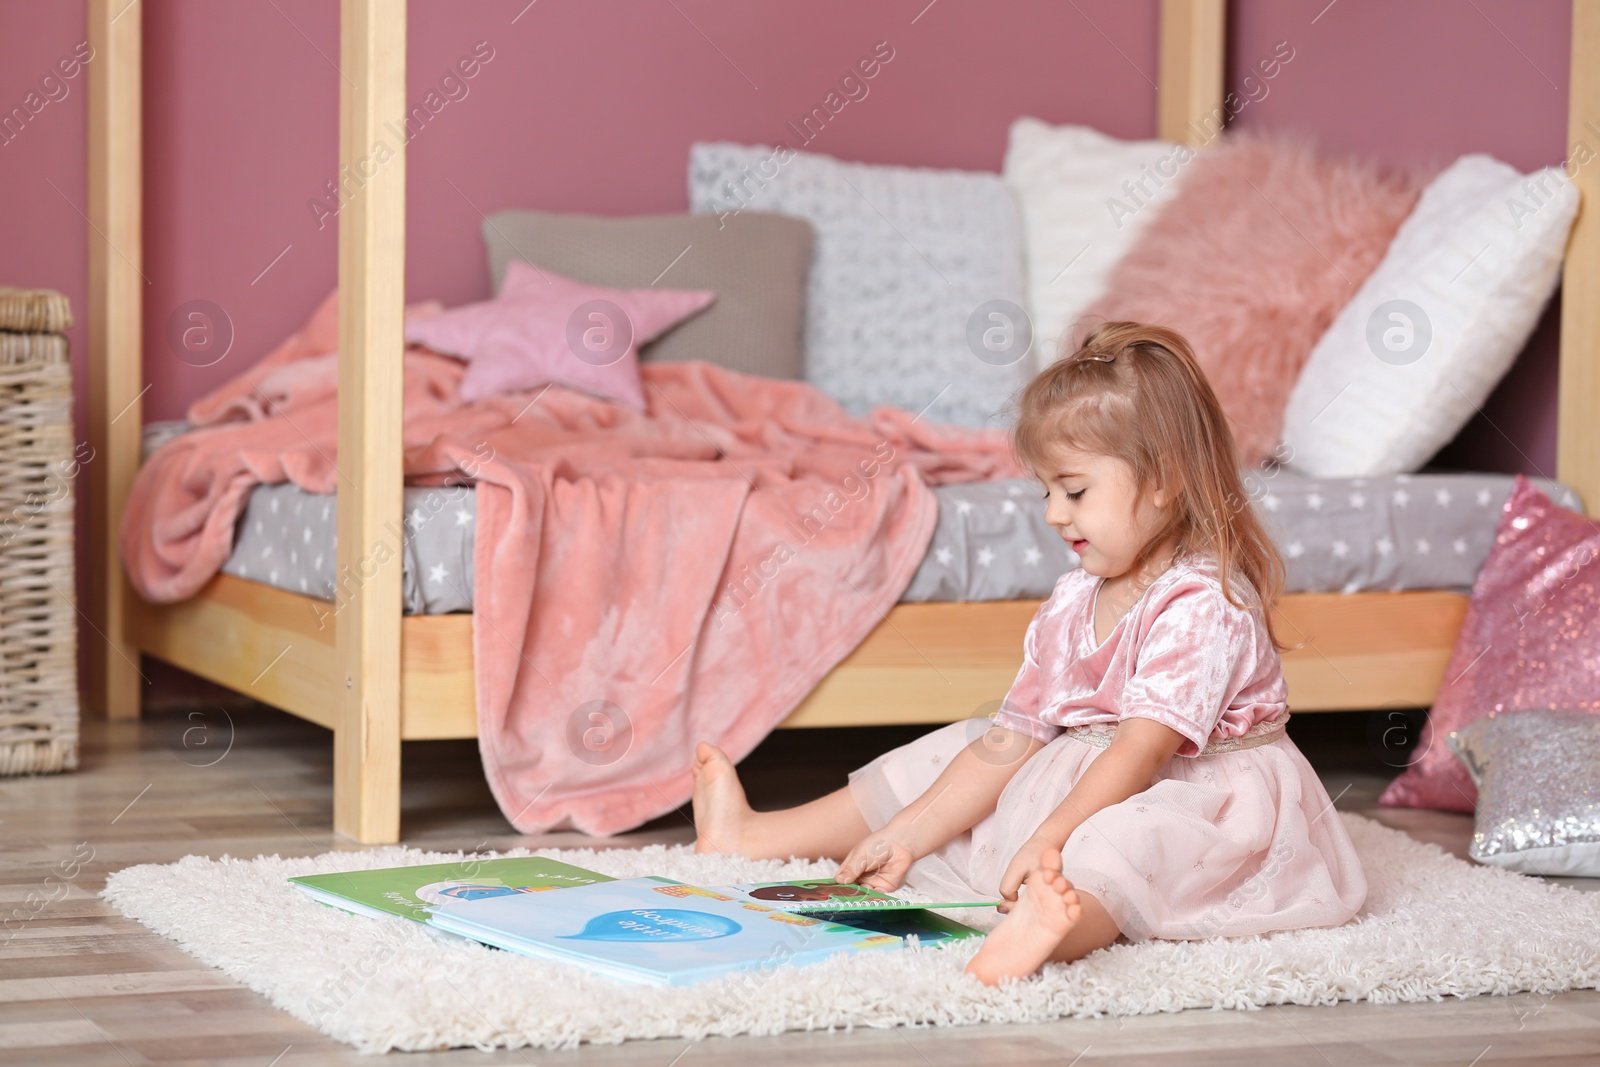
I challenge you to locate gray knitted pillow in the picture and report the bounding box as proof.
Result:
[689,143,1031,428]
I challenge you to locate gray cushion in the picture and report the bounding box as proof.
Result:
[482,210,812,381]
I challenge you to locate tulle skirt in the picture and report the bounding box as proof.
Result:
[847,720,1368,941]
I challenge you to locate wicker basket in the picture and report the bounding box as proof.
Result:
[0,287,73,334]
[0,288,79,775]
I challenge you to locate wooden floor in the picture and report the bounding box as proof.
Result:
[2,704,1597,1066]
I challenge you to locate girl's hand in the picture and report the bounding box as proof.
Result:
[998,833,1064,913]
[833,827,918,892]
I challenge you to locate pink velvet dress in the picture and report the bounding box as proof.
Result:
[848,553,1368,941]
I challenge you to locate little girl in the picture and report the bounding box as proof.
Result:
[692,322,1367,984]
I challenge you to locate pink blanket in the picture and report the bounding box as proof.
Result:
[123,295,1023,835]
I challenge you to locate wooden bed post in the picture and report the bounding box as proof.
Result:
[86,0,145,721]
[334,0,406,843]
[1560,0,1600,517]
[1158,0,1226,146]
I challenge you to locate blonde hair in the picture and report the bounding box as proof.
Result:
[1011,321,1288,650]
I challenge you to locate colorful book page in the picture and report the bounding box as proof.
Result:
[290,856,612,922]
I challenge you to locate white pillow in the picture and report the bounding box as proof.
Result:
[1281,154,1577,477]
[1002,118,1189,370]
[688,143,1030,429]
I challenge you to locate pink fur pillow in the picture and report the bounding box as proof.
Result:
[1379,478,1600,812]
[407,261,714,409]
[1081,132,1433,466]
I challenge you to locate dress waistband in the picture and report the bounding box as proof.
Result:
[1060,712,1290,755]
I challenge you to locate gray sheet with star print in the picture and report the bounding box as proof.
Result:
[219,469,1580,613]
[899,468,1581,601]
[222,484,478,614]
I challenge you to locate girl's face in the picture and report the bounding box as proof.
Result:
[1037,445,1171,580]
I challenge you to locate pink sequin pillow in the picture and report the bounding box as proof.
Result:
[1379,477,1600,812]
[407,261,714,409]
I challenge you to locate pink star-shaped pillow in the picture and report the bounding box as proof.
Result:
[406,260,714,408]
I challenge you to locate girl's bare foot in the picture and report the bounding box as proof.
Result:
[965,848,1082,985]
[691,742,753,855]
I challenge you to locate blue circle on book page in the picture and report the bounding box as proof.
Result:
[417,880,535,905]
[560,909,741,942]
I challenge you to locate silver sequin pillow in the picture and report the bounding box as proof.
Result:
[1447,709,1600,877]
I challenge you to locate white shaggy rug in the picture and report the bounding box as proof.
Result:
[103,814,1600,1054]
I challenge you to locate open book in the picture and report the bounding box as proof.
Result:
[289,863,985,986]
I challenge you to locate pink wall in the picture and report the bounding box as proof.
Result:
[0,5,88,374]
[141,0,1159,422]
[0,3,97,698]
[0,0,1578,707]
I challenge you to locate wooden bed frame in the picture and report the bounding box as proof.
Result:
[84,0,1600,843]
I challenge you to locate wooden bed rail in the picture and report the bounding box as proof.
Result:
[126,575,1469,739]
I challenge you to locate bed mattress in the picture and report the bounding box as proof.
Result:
[217,469,1581,614]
